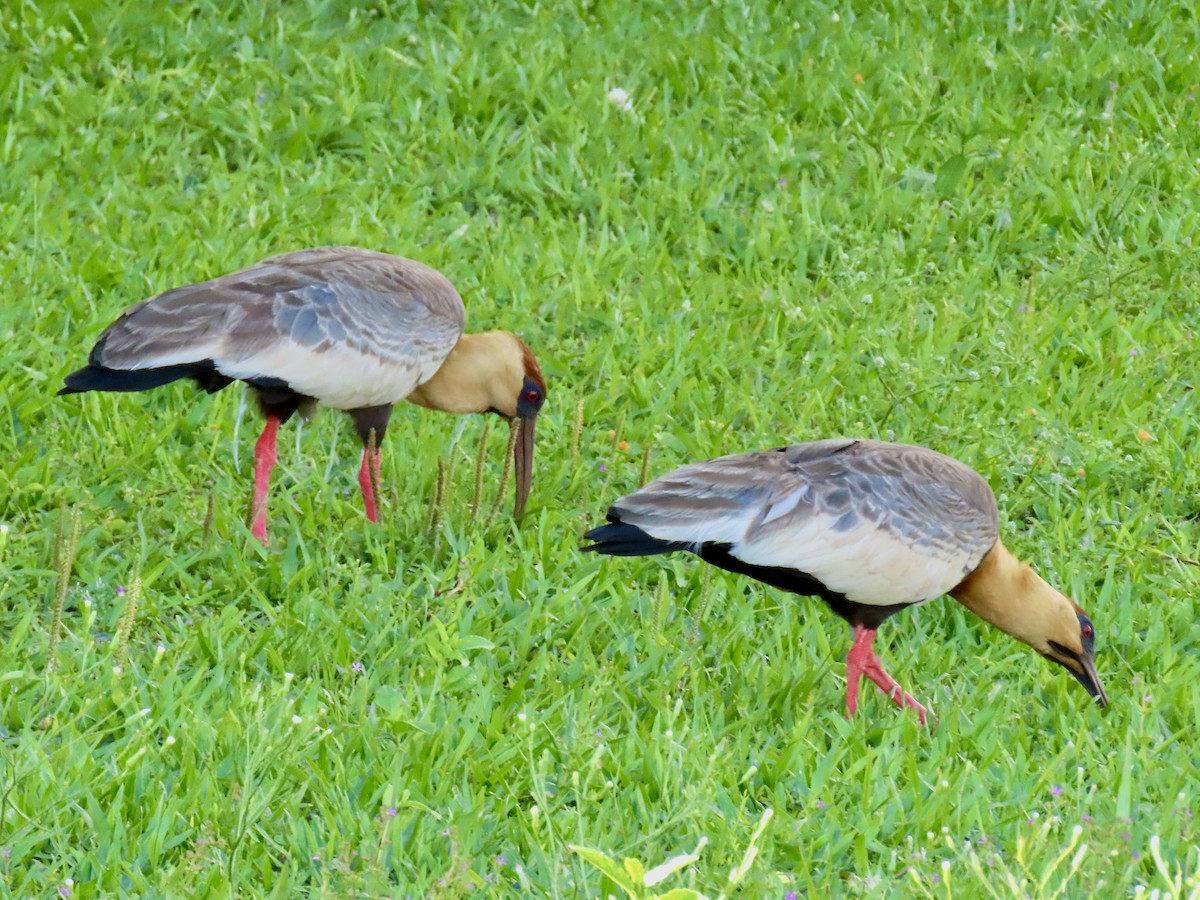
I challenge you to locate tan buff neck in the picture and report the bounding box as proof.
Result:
[949,540,1084,655]
[406,332,525,417]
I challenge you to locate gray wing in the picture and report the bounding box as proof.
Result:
[610,439,1000,605]
[88,247,466,407]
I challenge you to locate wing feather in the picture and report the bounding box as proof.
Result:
[607,440,999,606]
[88,247,466,409]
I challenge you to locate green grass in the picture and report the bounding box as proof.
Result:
[2,0,1199,895]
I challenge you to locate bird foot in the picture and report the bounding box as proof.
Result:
[246,415,280,545]
[866,667,928,724]
[250,516,269,546]
[358,446,382,523]
[845,624,928,724]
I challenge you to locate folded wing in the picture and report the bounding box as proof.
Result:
[601,439,999,606]
[74,247,466,409]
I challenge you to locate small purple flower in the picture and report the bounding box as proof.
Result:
[1027,817,1035,825]
[1132,852,1141,861]
[1050,785,1063,797]
[1129,348,1140,357]
[442,826,451,836]
[116,586,126,595]
[816,799,826,810]
[598,464,606,472]
[384,806,397,818]
[1122,831,1132,841]
[351,661,365,674]
[932,873,940,884]
[58,886,71,899]
[777,177,788,188]
[1109,81,1119,92]
[786,892,798,900]
[496,855,508,866]
[1017,304,1029,313]
[460,559,468,566]
[1082,814,1094,824]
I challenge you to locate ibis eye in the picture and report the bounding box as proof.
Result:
[525,390,540,403]
[1082,623,1093,639]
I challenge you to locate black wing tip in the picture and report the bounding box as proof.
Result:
[59,365,109,395]
[57,361,224,395]
[583,520,688,557]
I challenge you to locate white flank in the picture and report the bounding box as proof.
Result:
[215,341,444,410]
[735,514,974,606]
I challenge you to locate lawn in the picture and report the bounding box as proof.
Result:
[2,0,1199,896]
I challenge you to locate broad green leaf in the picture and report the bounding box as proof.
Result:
[935,153,968,196]
[623,856,646,884]
[373,686,407,720]
[569,845,638,896]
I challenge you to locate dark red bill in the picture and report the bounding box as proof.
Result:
[513,415,536,520]
[1078,652,1109,707]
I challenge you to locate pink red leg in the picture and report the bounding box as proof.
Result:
[357,445,382,523]
[249,415,281,545]
[845,624,928,724]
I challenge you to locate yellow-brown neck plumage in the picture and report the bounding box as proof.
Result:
[406,331,528,416]
[950,540,1085,657]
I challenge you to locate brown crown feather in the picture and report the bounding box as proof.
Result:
[519,337,547,393]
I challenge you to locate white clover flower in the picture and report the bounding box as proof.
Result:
[606,88,633,111]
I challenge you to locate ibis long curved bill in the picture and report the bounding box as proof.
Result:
[1050,617,1108,706]
[513,414,536,521]
[1077,653,1109,706]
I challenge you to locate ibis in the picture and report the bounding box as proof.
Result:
[584,439,1108,722]
[60,247,547,543]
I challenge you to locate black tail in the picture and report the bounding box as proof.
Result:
[58,361,232,396]
[582,516,691,557]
